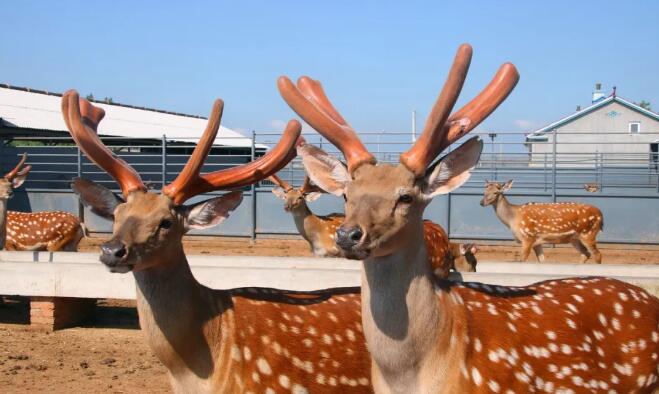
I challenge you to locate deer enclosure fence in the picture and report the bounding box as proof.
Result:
[1,130,658,244]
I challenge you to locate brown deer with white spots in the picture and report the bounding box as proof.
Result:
[62,90,375,393]
[279,43,659,393]
[270,171,477,276]
[0,153,84,251]
[480,180,604,263]
[270,173,344,257]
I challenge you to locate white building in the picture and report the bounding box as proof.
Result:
[0,84,254,148]
[526,85,659,168]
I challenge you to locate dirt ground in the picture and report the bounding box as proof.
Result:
[1,236,658,393]
[80,235,659,264]
[0,299,170,394]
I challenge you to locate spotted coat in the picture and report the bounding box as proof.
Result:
[439,277,659,393]
[514,203,603,244]
[4,211,84,251]
[210,287,372,393]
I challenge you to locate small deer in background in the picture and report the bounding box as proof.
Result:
[0,153,84,251]
[270,173,344,257]
[481,180,604,263]
[423,220,478,277]
[584,183,599,193]
[270,171,478,276]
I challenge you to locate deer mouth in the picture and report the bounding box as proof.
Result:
[105,263,134,273]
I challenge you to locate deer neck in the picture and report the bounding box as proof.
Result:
[361,222,454,391]
[290,202,314,241]
[132,245,231,385]
[493,193,517,228]
[0,198,8,249]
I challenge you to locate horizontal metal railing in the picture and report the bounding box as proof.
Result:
[1,130,658,242]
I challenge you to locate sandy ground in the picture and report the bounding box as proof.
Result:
[0,299,169,394]
[1,235,658,393]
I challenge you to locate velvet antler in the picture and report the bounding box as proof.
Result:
[62,91,146,197]
[4,153,32,181]
[277,76,376,175]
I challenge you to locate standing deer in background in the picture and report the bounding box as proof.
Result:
[480,180,604,263]
[63,90,375,393]
[270,171,477,276]
[280,43,659,393]
[0,153,84,251]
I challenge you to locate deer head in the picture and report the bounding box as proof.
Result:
[0,153,31,200]
[479,179,513,206]
[269,174,323,212]
[64,91,300,272]
[279,44,518,260]
[450,242,478,272]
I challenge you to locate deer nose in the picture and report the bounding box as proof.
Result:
[100,239,127,266]
[479,199,485,206]
[336,225,364,249]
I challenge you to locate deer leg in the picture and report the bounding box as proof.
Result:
[532,244,545,262]
[520,240,533,262]
[570,239,590,263]
[581,237,602,264]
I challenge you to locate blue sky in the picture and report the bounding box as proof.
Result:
[1,1,658,137]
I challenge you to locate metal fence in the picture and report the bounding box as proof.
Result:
[2,130,658,244]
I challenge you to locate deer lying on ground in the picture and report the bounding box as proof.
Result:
[279,43,659,393]
[0,153,84,251]
[63,90,375,393]
[270,173,477,276]
[481,180,604,263]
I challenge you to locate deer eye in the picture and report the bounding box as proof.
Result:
[398,194,413,204]
[159,219,173,229]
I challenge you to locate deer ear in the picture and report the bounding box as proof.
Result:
[298,143,349,196]
[423,137,483,198]
[459,243,467,255]
[180,191,243,231]
[304,192,322,202]
[502,179,514,192]
[71,177,124,220]
[271,187,287,200]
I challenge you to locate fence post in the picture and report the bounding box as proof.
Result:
[551,130,557,202]
[0,138,4,173]
[543,152,547,192]
[250,130,257,242]
[77,146,84,223]
[161,134,167,188]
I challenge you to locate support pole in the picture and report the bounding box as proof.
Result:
[250,130,257,242]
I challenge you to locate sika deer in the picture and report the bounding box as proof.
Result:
[271,170,477,277]
[279,43,659,393]
[270,173,344,257]
[62,90,375,393]
[480,180,604,263]
[0,153,84,251]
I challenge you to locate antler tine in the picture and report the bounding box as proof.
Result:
[268,174,292,191]
[439,62,519,151]
[165,119,302,205]
[61,90,146,197]
[4,153,30,180]
[400,44,473,176]
[161,99,224,202]
[277,76,375,175]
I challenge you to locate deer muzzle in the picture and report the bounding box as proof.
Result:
[100,239,131,273]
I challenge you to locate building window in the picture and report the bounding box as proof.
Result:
[629,122,641,134]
